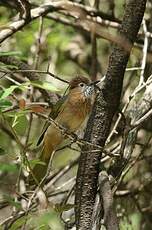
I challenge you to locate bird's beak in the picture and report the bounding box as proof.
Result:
[89,80,101,91]
[89,80,100,86]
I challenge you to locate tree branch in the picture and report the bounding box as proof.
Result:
[98,171,118,230]
[0,2,61,43]
[75,0,147,229]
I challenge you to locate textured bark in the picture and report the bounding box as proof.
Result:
[99,171,119,230]
[75,0,147,229]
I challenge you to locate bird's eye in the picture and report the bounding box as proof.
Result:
[79,82,85,87]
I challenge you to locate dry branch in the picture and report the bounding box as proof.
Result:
[99,171,118,230]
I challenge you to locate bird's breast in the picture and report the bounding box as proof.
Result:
[56,92,91,132]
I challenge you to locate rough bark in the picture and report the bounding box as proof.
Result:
[75,0,147,229]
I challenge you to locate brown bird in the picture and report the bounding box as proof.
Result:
[30,76,96,183]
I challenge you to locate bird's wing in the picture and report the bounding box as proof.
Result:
[37,95,68,145]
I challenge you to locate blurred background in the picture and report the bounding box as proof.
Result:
[0,0,152,229]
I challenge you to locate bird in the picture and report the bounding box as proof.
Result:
[29,76,96,184]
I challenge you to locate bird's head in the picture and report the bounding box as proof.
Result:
[69,76,96,98]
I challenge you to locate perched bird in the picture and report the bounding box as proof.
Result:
[30,76,96,183]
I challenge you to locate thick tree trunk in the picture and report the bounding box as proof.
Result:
[75,0,147,229]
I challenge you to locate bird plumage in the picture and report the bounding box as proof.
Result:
[29,76,95,184]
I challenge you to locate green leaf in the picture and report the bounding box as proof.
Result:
[0,99,12,108]
[31,81,59,92]
[5,109,29,118]
[0,83,29,100]
[10,216,29,230]
[13,113,28,135]
[12,111,28,128]
[30,209,63,230]
[0,85,18,100]
[3,195,21,209]
[0,64,19,69]
[0,163,17,172]
[12,114,19,127]
[0,80,57,101]
[30,159,46,167]
[0,51,22,57]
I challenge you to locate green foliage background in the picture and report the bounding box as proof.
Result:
[0,0,152,229]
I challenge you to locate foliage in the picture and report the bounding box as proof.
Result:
[0,0,151,229]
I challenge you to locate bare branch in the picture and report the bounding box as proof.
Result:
[99,171,119,230]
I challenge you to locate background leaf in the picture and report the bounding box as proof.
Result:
[0,163,17,172]
[31,81,59,92]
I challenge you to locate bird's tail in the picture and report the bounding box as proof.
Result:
[28,148,51,185]
[29,126,63,184]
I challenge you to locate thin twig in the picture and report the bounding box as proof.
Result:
[0,69,69,84]
[34,112,104,152]
[90,0,99,81]
[106,74,152,144]
[138,19,148,86]
[131,107,152,129]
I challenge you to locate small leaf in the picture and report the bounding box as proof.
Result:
[13,113,28,135]
[0,83,29,100]
[30,105,46,113]
[12,110,28,128]
[3,195,21,209]
[5,109,29,118]
[0,51,22,57]
[10,216,28,229]
[0,64,19,69]
[30,159,46,167]
[30,209,63,229]
[0,163,17,172]
[31,81,59,92]
[0,85,18,100]
[0,99,12,109]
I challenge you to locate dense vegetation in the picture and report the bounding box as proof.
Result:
[0,0,151,229]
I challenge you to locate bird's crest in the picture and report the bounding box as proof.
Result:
[69,76,90,89]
